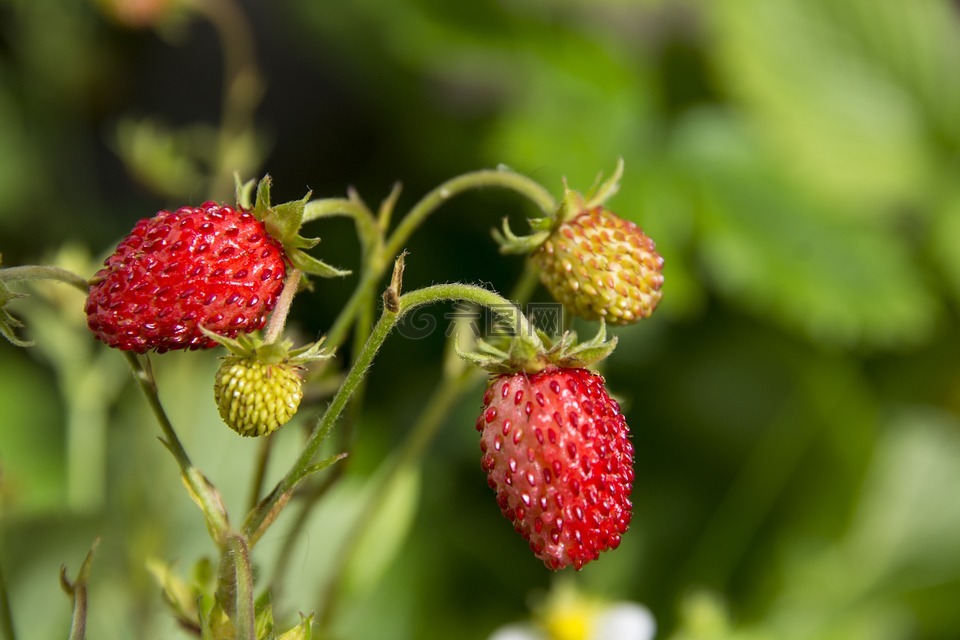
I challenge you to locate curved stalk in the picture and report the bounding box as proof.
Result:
[316,367,483,626]
[323,168,555,351]
[245,281,540,545]
[124,353,230,543]
[0,265,89,292]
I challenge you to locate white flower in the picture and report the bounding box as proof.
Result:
[488,583,656,640]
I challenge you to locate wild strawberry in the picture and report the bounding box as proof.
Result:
[215,357,304,437]
[85,202,286,353]
[532,207,663,325]
[85,177,348,353]
[476,366,634,570]
[494,159,663,325]
[207,332,331,437]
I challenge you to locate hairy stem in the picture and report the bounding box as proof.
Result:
[0,265,89,292]
[245,282,540,545]
[124,353,230,543]
[247,435,274,514]
[226,535,256,640]
[263,268,301,344]
[323,168,555,350]
[317,367,482,626]
[302,197,381,257]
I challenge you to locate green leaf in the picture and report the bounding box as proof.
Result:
[673,108,938,348]
[343,464,421,596]
[709,0,954,213]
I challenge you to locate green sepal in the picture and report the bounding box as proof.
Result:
[235,173,257,210]
[555,157,625,224]
[200,327,333,365]
[457,320,617,375]
[584,156,624,209]
[246,175,350,280]
[253,175,309,246]
[0,255,32,347]
[491,159,625,255]
[288,249,352,279]
[491,217,551,255]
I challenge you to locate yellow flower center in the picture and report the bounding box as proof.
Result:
[542,600,601,640]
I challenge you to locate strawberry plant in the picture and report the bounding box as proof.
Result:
[0,160,662,639]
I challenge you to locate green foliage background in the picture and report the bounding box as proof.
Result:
[2,0,960,638]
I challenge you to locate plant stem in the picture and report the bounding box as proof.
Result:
[317,367,482,627]
[247,435,274,514]
[302,197,381,257]
[244,303,399,543]
[0,559,16,640]
[263,268,301,344]
[384,168,556,261]
[245,282,540,545]
[323,168,556,351]
[228,536,256,640]
[187,0,262,200]
[0,265,89,292]
[124,352,230,543]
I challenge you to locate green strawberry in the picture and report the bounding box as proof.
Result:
[206,331,331,437]
[215,356,304,437]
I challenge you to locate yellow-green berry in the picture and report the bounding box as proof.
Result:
[532,206,663,325]
[214,356,304,437]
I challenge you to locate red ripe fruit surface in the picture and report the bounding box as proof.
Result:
[85,202,287,353]
[476,367,634,570]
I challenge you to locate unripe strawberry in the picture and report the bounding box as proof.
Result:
[476,366,634,570]
[532,206,663,325]
[214,356,304,437]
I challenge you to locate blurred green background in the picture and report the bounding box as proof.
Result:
[3,0,960,638]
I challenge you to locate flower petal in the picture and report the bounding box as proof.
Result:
[592,603,656,640]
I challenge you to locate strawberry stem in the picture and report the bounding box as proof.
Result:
[245,280,543,545]
[0,265,90,292]
[123,352,231,543]
[322,167,557,351]
[263,268,301,344]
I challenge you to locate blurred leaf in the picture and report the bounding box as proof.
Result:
[147,557,201,631]
[710,0,956,213]
[673,108,938,348]
[343,464,421,596]
[114,118,208,198]
[673,408,960,640]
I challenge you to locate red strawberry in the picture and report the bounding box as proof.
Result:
[476,366,634,570]
[85,201,287,353]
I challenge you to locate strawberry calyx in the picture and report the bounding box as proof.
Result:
[200,327,333,366]
[0,255,31,347]
[458,320,617,375]
[236,175,351,280]
[493,158,625,255]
